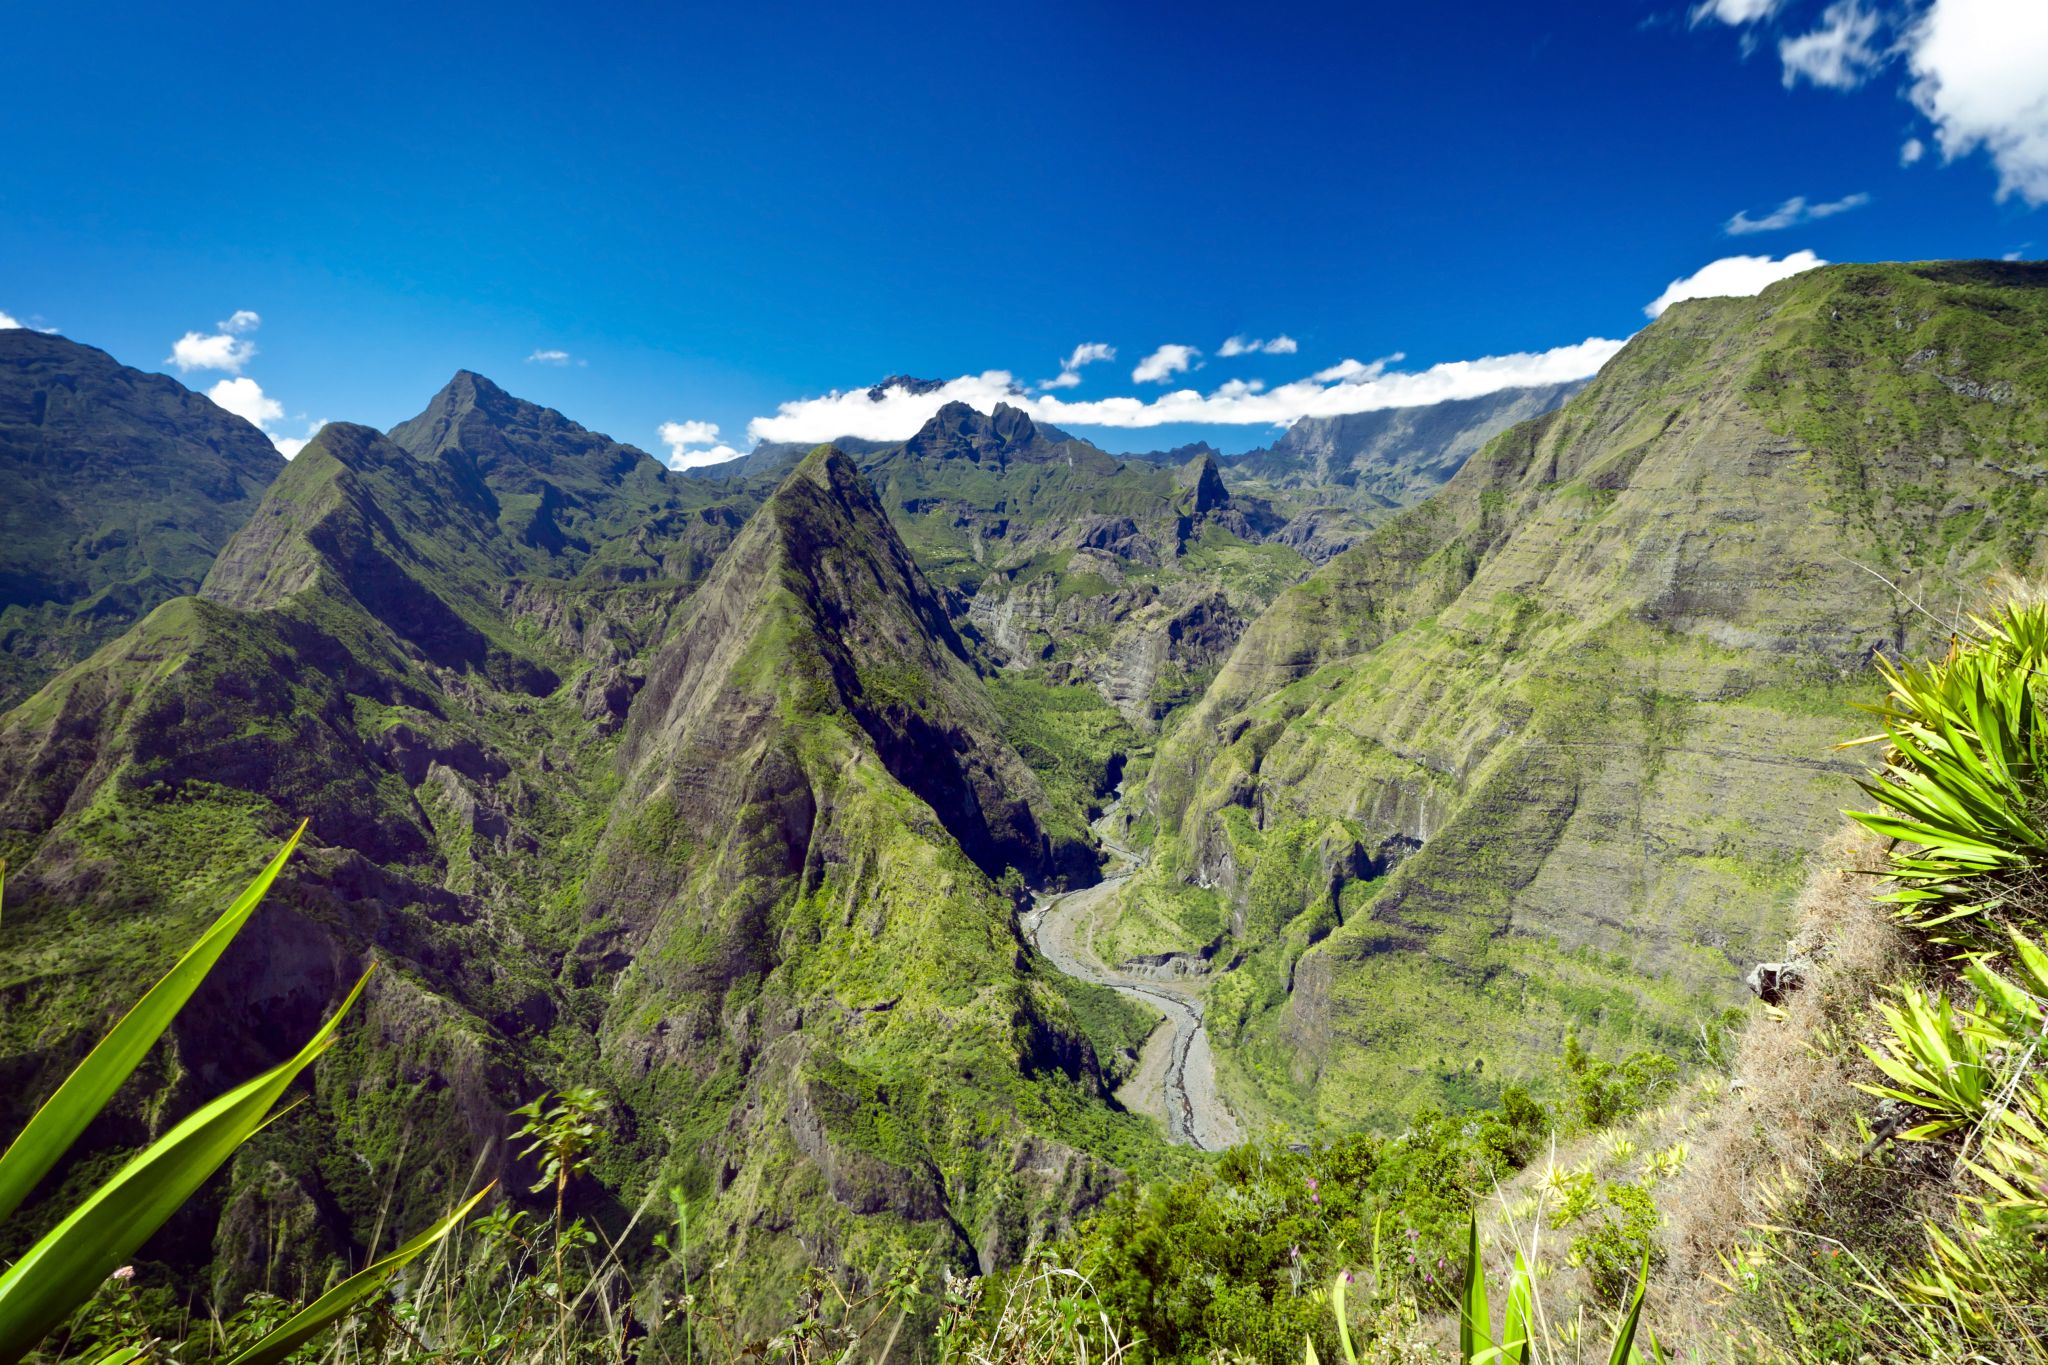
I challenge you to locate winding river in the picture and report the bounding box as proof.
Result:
[1023,798,1243,1151]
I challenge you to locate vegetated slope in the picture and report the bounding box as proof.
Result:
[0,330,283,708]
[855,402,1303,728]
[1134,260,2048,1130]
[572,447,1164,1328]
[0,380,1163,1339]
[0,387,763,1296]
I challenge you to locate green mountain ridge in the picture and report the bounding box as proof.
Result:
[0,330,283,709]
[1129,259,2048,1129]
[0,394,1162,1335]
[6,258,2048,1355]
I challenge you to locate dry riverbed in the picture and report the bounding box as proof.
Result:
[1024,801,1242,1151]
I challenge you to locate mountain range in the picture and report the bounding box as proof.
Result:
[4,258,2044,1336]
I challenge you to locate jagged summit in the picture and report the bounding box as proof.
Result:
[1174,449,1232,517]
[388,368,663,497]
[865,374,949,400]
[895,400,1099,468]
[618,440,1080,882]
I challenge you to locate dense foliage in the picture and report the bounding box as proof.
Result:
[963,1035,1682,1365]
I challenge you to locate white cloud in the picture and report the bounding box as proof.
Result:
[526,348,585,366]
[208,376,285,430]
[1644,250,1828,318]
[169,329,257,373]
[660,419,721,448]
[1690,0,1782,23]
[1904,0,2048,206]
[1040,342,1116,390]
[1132,344,1201,384]
[1697,0,2048,204]
[746,338,1623,445]
[0,310,21,330]
[1218,334,1298,357]
[1779,1,1885,90]
[658,419,743,470]
[1724,191,1871,234]
[169,310,264,373]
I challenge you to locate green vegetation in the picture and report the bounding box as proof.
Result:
[0,832,480,1365]
[988,673,1142,838]
[957,1026,1679,1365]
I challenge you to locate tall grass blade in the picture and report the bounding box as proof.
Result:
[223,1181,495,1365]
[1459,1213,1491,1364]
[0,824,306,1222]
[0,966,366,1365]
[1607,1252,1649,1365]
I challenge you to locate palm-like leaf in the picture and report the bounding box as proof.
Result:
[1856,989,1997,1138]
[0,970,369,1364]
[223,1181,496,1365]
[0,823,306,1221]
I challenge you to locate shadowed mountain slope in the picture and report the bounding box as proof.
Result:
[0,330,283,707]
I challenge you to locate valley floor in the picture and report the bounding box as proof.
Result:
[1025,798,1243,1150]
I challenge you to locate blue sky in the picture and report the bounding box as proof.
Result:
[2,0,2042,462]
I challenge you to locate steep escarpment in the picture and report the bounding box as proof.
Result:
[0,331,283,708]
[1231,381,1585,505]
[1135,260,2048,1129]
[1224,381,1586,562]
[855,403,1302,726]
[571,447,1157,1324]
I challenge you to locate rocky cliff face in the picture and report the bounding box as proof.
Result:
[0,331,283,708]
[1233,382,1585,501]
[849,404,1308,726]
[1135,261,2048,1129]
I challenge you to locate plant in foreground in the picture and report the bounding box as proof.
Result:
[0,826,486,1365]
[1305,1213,1664,1365]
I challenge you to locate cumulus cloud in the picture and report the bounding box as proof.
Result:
[1905,0,2048,206]
[1644,251,1828,318]
[1690,0,1782,23]
[658,419,744,470]
[1779,1,1885,89]
[1217,334,1299,357]
[1696,0,2048,205]
[0,311,20,330]
[1725,191,1871,234]
[168,310,266,374]
[1132,344,1200,384]
[208,376,285,430]
[205,377,319,458]
[526,348,586,366]
[1040,342,1116,390]
[746,338,1624,445]
[169,329,257,373]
